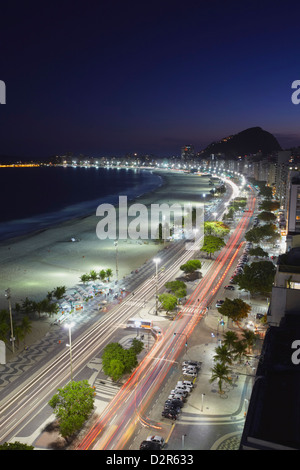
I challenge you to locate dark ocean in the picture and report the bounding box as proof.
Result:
[0,166,163,241]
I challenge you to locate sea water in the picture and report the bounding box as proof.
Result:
[0,166,163,241]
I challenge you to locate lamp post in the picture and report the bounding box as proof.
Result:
[5,288,15,353]
[153,258,160,315]
[201,393,205,412]
[65,322,75,381]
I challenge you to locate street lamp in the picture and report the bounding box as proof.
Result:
[65,322,75,381]
[201,393,205,412]
[153,258,161,315]
[5,288,15,353]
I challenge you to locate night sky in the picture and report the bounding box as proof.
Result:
[1,0,300,159]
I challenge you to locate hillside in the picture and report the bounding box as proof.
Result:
[200,127,282,158]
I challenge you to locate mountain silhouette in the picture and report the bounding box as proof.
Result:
[200,127,281,158]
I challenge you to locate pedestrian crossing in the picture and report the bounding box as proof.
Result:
[93,378,122,401]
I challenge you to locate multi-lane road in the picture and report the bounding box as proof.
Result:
[76,186,255,450]
[0,176,250,449]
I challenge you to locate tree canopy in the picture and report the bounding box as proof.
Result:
[204,221,230,238]
[259,200,280,212]
[180,259,201,273]
[259,186,273,199]
[257,211,276,222]
[235,261,276,295]
[249,246,268,258]
[245,224,279,244]
[102,340,144,381]
[48,380,95,440]
[0,441,34,450]
[158,293,178,312]
[200,235,225,258]
[165,280,187,298]
[217,298,251,322]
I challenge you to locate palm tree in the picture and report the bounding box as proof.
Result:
[99,270,106,282]
[222,330,238,351]
[14,324,25,349]
[213,345,233,366]
[20,316,32,347]
[210,362,232,394]
[106,268,113,282]
[80,274,90,284]
[232,340,248,363]
[241,329,257,354]
[89,270,98,281]
[52,286,66,300]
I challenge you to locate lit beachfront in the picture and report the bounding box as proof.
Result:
[0,170,224,355]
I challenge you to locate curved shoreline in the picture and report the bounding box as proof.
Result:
[0,170,212,311]
[0,168,165,244]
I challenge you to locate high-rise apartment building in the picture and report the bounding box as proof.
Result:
[181,145,195,160]
[287,172,300,233]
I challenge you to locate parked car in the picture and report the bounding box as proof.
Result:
[182,370,197,378]
[224,285,234,290]
[168,393,185,401]
[177,380,194,389]
[140,440,161,450]
[182,360,201,369]
[182,364,198,372]
[146,436,165,448]
[256,313,265,320]
[182,365,198,374]
[170,389,188,398]
[216,300,225,308]
[162,410,178,420]
[165,398,184,408]
[164,403,181,414]
[176,382,192,393]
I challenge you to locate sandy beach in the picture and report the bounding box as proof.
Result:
[0,170,214,356]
